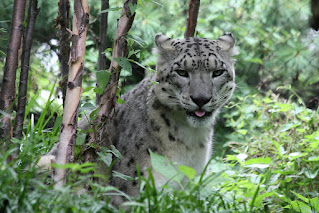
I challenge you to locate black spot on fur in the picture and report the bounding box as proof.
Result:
[120,185,127,192]
[160,113,170,127]
[121,146,128,155]
[149,146,158,153]
[113,118,118,127]
[127,157,135,167]
[112,137,118,146]
[152,99,161,110]
[168,133,175,141]
[132,123,137,131]
[132,180,138,186]
[135,140,142,150]
[150,119,161,132]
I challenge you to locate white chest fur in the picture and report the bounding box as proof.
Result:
[164,125,213,174]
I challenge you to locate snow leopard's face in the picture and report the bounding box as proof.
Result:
[154,33,237,127]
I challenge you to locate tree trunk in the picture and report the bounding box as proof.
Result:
[98,0,137,119]
[96,0,109,105]
[57,0,71,106]
[184,0,200,38]
[84,0,137,162]
[0,0,27,141]
[310,0,319,30]
[14,0,40,139]
[54,0,89,188]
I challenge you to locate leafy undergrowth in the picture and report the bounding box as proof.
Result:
[1,91,318,212]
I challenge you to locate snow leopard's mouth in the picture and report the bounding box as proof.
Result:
[186,110,213,118]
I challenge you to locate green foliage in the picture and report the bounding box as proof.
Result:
[219,92,319,212]
[1,89,318,212]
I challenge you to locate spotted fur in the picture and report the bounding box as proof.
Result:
[101,33,237,204]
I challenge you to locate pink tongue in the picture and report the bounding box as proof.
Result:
[195,111,206,117]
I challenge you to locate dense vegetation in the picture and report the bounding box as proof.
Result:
[0,0,318,212]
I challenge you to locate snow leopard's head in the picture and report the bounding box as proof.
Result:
[154,33,237,127]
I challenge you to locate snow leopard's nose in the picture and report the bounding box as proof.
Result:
[190,95,212,108]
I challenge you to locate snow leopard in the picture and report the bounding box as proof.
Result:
[101,32,237,204]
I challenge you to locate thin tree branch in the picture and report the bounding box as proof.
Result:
[54,0,89,188]
[57,0,71,106]
[96,0,109,105]
[184,0,200,38]
[310,0,319,30]
[14,0,40,139]
[0,0,27,141]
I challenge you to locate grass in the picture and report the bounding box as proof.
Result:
[1,90,319,212]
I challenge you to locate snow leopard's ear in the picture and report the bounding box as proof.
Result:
[154,33,175,54]
[217,32,238,56]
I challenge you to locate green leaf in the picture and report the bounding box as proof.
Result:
[288,152,308,160]
[101,7,122,13]
[150,150,184,184]
[251,192,275,207]
[279,123,300,132]
[247,58,263,64]
[76,132,86,145]
[109,145,123,159]
[112,171,134,181]
[114,57,132,74]
[237,129,248,135]
[304,169,318,179]
[0,49,6,57]
[284,201,312,213]
[308,156,319,161]
[97,152,113,167]
[244,157,271,165]
[96,69,110,91]
[244,157,271,168]
[52,162,95,173]
[127,35,147,47]
[128,3,137,14]
[177,165,196,180]
[291,191,309,203]
[309,197,319,211]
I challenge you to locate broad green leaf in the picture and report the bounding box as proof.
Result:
[76,132,86,145]
[237,129,248,135]
[309,197,319,211]
[96,69,110,91]
[244,157,271,165]
[236,153,248,161]
[178,165,196,180]
[279,123,300,132]
[109,145,123,159]
[245,164,270,169]
[291,191,309,203]
[127,35,147,47]
[128,2,137,14]
[114,57,132,74]
[97,152,113,167]
[288,152,308,160]
[284,201,312,213]
[250,192,275,207]
[308,156,319,161]
[304,169,318,179]
[150,150,184,184]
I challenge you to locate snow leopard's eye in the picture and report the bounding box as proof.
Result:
[212,69,226,78]
[175,69,189,78]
